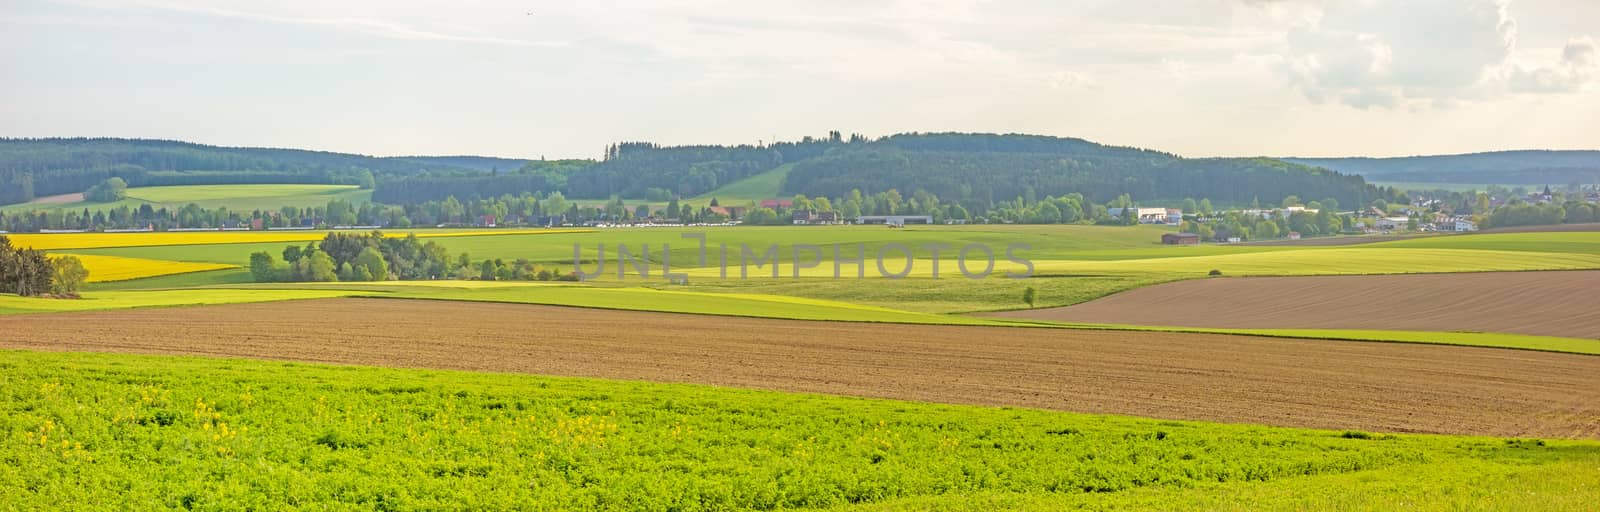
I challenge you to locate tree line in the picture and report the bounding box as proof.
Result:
[0,236,89,297]
[248,231,577,283]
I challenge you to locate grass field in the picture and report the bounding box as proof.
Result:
[3,349,1595,510]
[693,164,791,201]
[0,184,372,214]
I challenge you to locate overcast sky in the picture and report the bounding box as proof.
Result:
[1,0,1595,159]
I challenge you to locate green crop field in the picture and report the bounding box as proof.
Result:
[0,184,371,214]
[4,350,1596,511]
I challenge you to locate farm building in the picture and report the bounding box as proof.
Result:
[857,215,933,226]
[1161,233,1201,245]
[792,210,841,225]
[1107,207,1180,224]
[1376,216,1410,230]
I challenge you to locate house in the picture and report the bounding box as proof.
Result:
[792,210,817,224]
[1161,232,1201,245]
[857,215,933,226]
[759,199,793,210]
[1287,231,1301,240]
[815,211,839,224]
[1453,219,1478,232]
[706,206,732,218]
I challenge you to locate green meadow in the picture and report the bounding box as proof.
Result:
[693,164,792,201]
[4,350,1596,511]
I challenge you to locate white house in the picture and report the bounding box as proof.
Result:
[1107,207,1180,224]
[1453,219,1478,232]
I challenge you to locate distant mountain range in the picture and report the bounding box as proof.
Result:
[1284,150,1600,185]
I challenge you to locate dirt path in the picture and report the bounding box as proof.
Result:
[988,270,1600,339]
[3,298,1598,438]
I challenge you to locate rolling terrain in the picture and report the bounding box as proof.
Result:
[4,298,1598,439]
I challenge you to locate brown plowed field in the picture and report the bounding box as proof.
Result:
[4,298,1599,438]
[991,270,1600,339]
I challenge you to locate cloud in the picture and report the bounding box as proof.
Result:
[1508,36,1598,93]
[1276,0,1516,109]
[1046,70,1096,89]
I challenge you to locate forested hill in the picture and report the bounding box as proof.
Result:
[1285,150,1600,185]
[375,132,1395,207]
[3,134,1403,210]
[0,138,491,205]
[779,134,1390,208]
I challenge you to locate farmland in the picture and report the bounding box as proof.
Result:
[5,224,1600,509]
[994,270,1600,339]
[6,349,1596,510]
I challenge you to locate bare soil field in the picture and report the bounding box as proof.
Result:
[19,192,85,205]
[3,298,1598,438]
[990,270,1600,339]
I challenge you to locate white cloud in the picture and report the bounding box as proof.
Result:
[1275,0,1516,109]
[1508,36,1598,93]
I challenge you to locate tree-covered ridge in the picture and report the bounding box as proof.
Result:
[4,133,1403,210]
[1286,150,1600,185]
[0,138,480,205]
[781,140,1396,208]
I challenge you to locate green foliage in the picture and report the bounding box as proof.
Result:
[1022,286,1036,307]
[248,252,282,282]
[3,350,1597,510]
[83,177,128,202]
[47,255,89,295]
[353,247,388,281]
[0,236,54,296]
[293,250,337,282]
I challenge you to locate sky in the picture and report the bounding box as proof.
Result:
[1,0,1595,159]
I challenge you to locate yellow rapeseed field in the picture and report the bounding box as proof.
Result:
[7,229,590,251]
[55,254,238,283]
